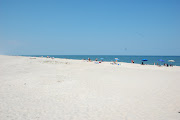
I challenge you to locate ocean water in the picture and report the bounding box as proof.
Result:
[23,55,180,66]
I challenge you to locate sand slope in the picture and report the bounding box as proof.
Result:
[0,55,180,120]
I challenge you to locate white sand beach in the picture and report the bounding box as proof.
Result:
[0,55,180,120]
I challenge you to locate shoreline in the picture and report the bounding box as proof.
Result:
[3,55,180,68]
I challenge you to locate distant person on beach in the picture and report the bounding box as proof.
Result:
[88,58,91,62]
[95,58,98,61]
[141,62,144,65]
[131,60,134,63]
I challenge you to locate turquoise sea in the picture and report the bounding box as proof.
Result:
[23,55,180,66]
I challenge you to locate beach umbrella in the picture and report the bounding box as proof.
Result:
[142,59,148,61]
[141,59,148,65]
[168,60,175,65]
[158,59,165,65]
[158,59,165,62]
[168,60,175,62]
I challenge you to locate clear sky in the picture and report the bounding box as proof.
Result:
[0,0,180,55]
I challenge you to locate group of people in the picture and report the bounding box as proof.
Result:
[153,62,173,67]
[46,56,54,59]
[85,58,174,67]
[163,63,173,67]
[87,58,103,62]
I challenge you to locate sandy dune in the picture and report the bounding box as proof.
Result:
[0,55,180,120]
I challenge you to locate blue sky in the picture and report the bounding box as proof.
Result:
[0,0,180,55]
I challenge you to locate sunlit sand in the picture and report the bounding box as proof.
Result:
[0,55,180,120]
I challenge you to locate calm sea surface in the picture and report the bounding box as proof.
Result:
[23,55,180,66]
